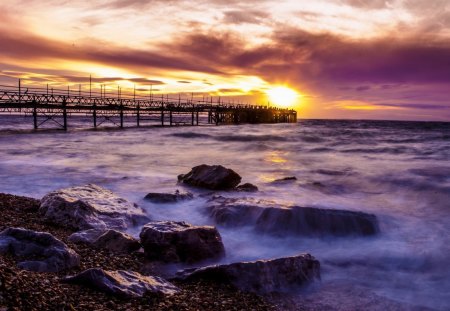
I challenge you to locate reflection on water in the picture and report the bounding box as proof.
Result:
[265,151,288,164]
[0,117,449,310]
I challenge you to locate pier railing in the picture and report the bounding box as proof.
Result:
[0,83,297,130]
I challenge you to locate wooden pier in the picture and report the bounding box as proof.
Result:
[0,82,297,130]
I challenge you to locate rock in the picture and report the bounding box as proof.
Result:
[93,230,141,253]
[62,268,179,298]
[256,206,379,236]
[68,229,141,253]
[205,197,267,227]
[39,184,149,230]
[271,176,297,183]
[205,197,379,236]
[235,183,258,192]
[0,227,80,272]
[176,254,320,294]
[144,190,193,203]
[68,229,107,244]
[178,165,241,190]
[140,221,225,263]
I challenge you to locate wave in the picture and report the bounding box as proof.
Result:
[169,132,212,139]
[340,146,419,155]
[313,169,354,176]
[215,134,289,142]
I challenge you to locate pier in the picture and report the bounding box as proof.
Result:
[0,81,297,130]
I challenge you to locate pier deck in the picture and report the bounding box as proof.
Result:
[0,83,297,130]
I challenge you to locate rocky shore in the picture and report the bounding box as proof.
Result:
[0,164,383,311]
[0,193,275,311]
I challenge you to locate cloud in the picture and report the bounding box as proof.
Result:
[343,0,389,9]
[0,28,221,75]
[222,10,269,24]
[375,103,449,110]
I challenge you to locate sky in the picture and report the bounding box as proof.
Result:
[0,0,449,121]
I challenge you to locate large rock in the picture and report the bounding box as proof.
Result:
[256,206,379,236]
[140,221,225,263]
[93,230,141,253]
[63,268,179,298]
[178,165,241,190]
[68,229,107,244]
[206,197,379,236]
[68,229,141,253]
[205,196,269,227]
[144,190,193,203]
[176,254,320,294]
[0,227,80,272]
[39,184,149,230]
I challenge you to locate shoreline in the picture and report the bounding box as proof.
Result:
[0,192,276,311]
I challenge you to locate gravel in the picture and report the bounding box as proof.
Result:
[0,193,276,311]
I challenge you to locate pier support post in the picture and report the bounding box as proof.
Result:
[161,108,164,126]
[33,99,38,130]
[137,104,140,127]
[169,110,173,126]
[196,111,199,125]
[62,98,67,131]
[215,111,220,126]
[120,101,124,128]
[191,110,194,126]
[93,103,97,128]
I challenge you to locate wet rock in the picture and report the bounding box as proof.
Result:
[176,254,320,294]
[68,229,106,244]
[235,183,258,192]
[205,197,267,227]
[0,227,79,272]
[178,165,241,190]
[39,184,149,230]
[271,176,297,183]
[93,230,141,253]
[62,268,179,298]
[68,229,141,253]
[144,190,194,203]
[256,206,379,236]
[206,197,379,236]
[140,221,225,263]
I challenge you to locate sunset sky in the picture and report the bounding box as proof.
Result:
[0,0,449,121]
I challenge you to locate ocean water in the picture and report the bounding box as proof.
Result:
[0,116,449,310]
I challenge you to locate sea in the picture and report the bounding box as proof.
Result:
[0,115,449,310]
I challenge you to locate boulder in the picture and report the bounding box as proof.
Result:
[144,190,193,203]
[0,227,79,272]
[176,254,320,294]
[205,197,379,236]
[256,206,379,236]
[205,197,268,227]
[235,183,258,192]
[68,229,140,253]
[39,184,149,231]
[62,268,179,298]
[93,230,141,253]
[178,165,241,190]
[140,221,225,263]
[68,229,107,244]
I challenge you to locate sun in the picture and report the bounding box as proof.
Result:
[266,86,299,108]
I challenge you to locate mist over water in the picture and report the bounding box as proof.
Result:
[0,116,449,310]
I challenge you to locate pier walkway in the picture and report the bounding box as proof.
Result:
[0,83,297,130]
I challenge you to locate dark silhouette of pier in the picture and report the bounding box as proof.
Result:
[0,81,297,130]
